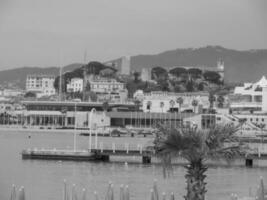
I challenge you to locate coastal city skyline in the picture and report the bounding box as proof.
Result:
[0,0,267,69]
[1,1,267,200]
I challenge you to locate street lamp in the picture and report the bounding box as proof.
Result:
[74,102,77,152]
[89,108,96,152]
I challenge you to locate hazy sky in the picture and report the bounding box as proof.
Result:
[0,0,266,69]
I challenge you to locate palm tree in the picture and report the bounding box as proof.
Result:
[134,99,141,111]
[208,92,216,111]
[191,99,199,113]
[146,101,152,112]
[169,99,175,112]
[176,97,184,113]
[160,102,165,113]
[154,125,245,200]
[102,101,109,112]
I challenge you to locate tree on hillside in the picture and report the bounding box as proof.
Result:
[157,79,169,91]
[188,68,202,79]
[133,71,140,83]
[203,71,221,84]
[151,66,168,80]
[186,81,194,92]
[154,125,245,200]
[84,61,116,75]
[24,91,36,98]
[217,95,225,108]
[169,67,187,77]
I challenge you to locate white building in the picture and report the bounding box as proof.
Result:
[90,77,128,103]
[90,78,125,93]
[26,75,56,98]
[67,78,83,92]
[141,91,210,113]
[231,76,267,113]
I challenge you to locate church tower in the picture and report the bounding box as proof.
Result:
[217,59,225,83]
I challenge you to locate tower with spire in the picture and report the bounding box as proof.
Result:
[217,59,225,83]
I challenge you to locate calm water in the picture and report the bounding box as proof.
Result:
[0,129,266,200]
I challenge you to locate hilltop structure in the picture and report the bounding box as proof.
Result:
[104,56,131,75]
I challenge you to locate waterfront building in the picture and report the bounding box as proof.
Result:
[142,91,210,113]
[90,77,128,103]
[66,78,83,92]
[0,100,259,137]
[26,74,56,98]
[231,76,267,113]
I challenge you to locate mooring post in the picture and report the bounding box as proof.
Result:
[125,143,129,154]
[140,145,143,154]
[112,143,115,153]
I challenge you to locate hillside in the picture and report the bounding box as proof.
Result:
[1,46,267,89]
[130,46,267,83]
[0,63,83,89]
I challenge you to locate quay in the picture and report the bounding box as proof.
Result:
[21,143,267,166]
[21,143,154,164]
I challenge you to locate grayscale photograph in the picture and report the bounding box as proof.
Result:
[0,0,267,200]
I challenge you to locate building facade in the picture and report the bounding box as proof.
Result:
[231,76,267,113]
[141,91,210,113]
[90,77,128,103]
[67,78,83,92]
[26,75,56,97]
[104,56,131,75]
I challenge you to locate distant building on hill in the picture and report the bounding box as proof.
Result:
[104,56,131,75]
[67,78,83,93]
[89,77,128,103]
[26,74,56,98]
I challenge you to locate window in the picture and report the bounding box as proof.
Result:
[262,118,265,122]
[256,118,259,122]
[250,118,253,122]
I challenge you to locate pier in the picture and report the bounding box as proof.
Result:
[21,143,154,164]
[21,143,267,166]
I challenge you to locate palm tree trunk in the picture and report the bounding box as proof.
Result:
[184,160,207,200]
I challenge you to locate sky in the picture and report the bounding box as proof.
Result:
[0,0,266,70]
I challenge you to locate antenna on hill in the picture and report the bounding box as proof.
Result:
[59,51,62,101]
[83,49,87,64]
[82,49,87,102]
